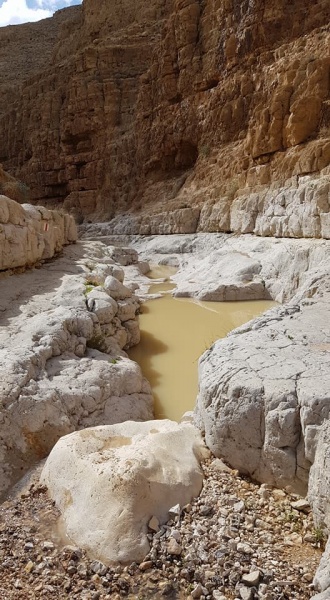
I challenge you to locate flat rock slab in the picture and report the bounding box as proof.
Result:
[41,420,205,563]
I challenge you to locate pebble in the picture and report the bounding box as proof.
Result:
[291,499,311,513]
[239,586,253,600]
[168,504,181,518]
[0,456,322,599]
[241,570,260,586]
[167,538,182,555]
[148,516,160,532]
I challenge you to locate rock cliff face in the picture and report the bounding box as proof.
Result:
[0,0,330,235]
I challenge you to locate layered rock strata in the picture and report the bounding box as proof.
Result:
[0,1,329,236]
[0,240,153,497]
[0,194,77,271]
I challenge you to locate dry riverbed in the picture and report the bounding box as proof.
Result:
[0,456,322,600]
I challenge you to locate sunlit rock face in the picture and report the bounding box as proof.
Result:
[41,420,205,563]
[0,0,330,233]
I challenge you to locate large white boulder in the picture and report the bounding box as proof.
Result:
[41,420,205,563]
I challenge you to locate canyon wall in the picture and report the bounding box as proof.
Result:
[0,0,329,235]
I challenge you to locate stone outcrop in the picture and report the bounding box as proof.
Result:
[123,232,330,303]
[195,294,330,496]
[0,241,153,497]
[0,1,329,235]
[41,420,204,563]
[0,194,77,271]
[120,233,330,495]
[308,422,330,598]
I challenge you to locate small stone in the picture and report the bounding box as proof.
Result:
[213,592,227,600]
[90,560,107,576]
[288,532,303,544]
[304,533,316,543]
[239,586,253,600]
[67,565,77,575]
[233,500,245,513]
[77,563,87,576]
[14,579,22,589]
[24,560,34,573]
[272,489,287,501]
[211,458,232,473]
[242,570,260,586]
[258,584,268,595]
[139,561,153,571]
[200,504,214,516]
[42,541,55,551]
[24,542,34,550]
[167,538,182,555]
[170,529,181,542]
[290,499,310,513]
[168,504,181,518]
[148,516,160,532]
[237,542,253,554]
[191,583,204,599]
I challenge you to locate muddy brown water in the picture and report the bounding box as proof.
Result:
[129,267,276,421]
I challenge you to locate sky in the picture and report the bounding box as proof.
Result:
[0,0,82,26]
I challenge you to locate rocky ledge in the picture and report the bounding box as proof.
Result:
[0,238,153,497]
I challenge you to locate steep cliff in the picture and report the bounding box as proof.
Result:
[0,0,329,235]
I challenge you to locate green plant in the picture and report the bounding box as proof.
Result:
[199,144,211,158]
[87,333,105,351]
[83,280,103,296]
[284,510,299,523]
[313,527,326,547]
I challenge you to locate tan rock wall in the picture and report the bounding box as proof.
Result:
[0,195,77,271]
[0,0,329,236]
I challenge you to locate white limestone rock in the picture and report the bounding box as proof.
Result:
[173,250,266,301]
[308,421,330,532]
[41,420,205,563]
[104,276,132,300]
[86,288,118,324]
[0,241,153,496]
[128,233,330,304]
[195,293,330,495]
[312,536,330,596]
[0,195,77,271]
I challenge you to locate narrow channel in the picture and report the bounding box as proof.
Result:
[128,267,276,421]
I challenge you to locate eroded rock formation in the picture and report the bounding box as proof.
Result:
[0,240,153,497]
[0,0,329,235]
[41,420,204,563]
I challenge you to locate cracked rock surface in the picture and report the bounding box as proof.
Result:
[0,240,153,497]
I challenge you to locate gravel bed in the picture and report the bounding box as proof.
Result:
[0,457,322,599]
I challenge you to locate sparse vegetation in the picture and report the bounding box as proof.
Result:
[313,526,326,548]
[199,144,211,158]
